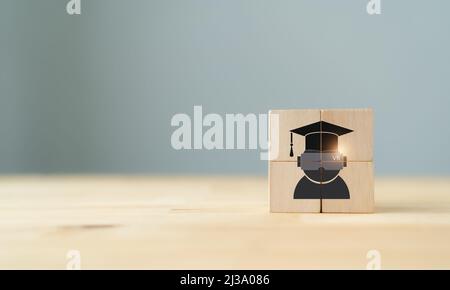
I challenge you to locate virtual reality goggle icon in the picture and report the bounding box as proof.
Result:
[298,152,347,171]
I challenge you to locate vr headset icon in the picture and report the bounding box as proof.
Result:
[298,152,347,171]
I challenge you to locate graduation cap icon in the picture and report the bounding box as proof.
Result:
[290,121,353,200]
[289,121,353,157]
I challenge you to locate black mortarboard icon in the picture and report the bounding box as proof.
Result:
[289,121,353,156]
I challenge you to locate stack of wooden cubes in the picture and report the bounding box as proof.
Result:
[269,109,374,213]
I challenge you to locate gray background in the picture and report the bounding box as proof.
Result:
[1,0,449,175]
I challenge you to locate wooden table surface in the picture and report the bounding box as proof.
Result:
[0,176,449,269]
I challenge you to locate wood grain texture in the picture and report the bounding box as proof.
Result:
[1,176,450,269]
[269,162,321,213]
[322,162,374,213]
[321,108,373,162]
[269,109,320,161]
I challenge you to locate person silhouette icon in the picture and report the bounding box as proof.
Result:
[289,121,353,200]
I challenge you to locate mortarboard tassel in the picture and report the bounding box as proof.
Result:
[289,132,294,157]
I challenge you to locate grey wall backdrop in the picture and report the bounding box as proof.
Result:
[1,0,449,175]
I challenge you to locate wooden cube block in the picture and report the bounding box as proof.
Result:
[321,108,373,162]
[268,108,374,213]
[269,161,321,213]
[269,109,320,161]
[322,161,374,213]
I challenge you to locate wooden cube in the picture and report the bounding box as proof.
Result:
[321,109,373,162]
[269,161,321,213]
[321,161,374,213]
[268,108,374,213]
[269,109,320,162]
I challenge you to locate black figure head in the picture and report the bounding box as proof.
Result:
[290,121,352,183]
